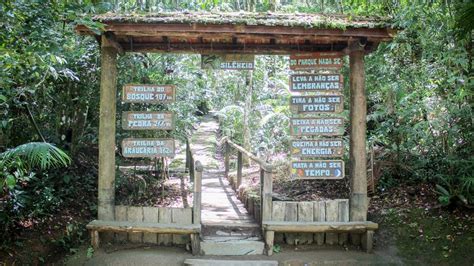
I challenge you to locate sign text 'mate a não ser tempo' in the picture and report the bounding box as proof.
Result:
[289,52,343,70]
[291,160,345,179]
[290,95,343,114]
[291,139,344,158]
[290,73,343,93]
[290,117,345,136]
[122,111,174,130]
[122,84,175,103]
[122,138,175,158]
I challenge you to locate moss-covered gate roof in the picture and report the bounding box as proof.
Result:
[76,11,396,54]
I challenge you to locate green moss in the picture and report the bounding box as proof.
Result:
[92,11,394,30]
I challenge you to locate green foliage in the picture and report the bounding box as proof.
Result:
[1,142,71,171]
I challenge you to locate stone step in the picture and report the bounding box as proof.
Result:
[202,223,261,237]
[200,237,265,255]
[184,259,278,266]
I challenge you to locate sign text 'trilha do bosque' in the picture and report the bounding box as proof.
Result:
[122,111,174,130]
[122,84,175,103]
[201,54,254,70]
[290,95,344,114]
[291,160,345,179]
[289,52,343,70]
[122,138,175,158]
[290,117,344,136]
[289,74,343,93]
[291,139,344,158]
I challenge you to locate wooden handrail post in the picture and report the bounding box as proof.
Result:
[190,156,195,182]
[185,139,191,172]
[262,166,273,224]
[193,161,203,225]
[237,151,243,188]
[224,141,230,179]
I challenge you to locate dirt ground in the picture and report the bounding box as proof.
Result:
[65,244,403,266]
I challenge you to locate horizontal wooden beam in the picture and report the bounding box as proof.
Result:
[262,221,378,233]
[118,41,372,55]
[86,220,201,234]
[76,23,395,40]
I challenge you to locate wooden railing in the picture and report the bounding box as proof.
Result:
[221,137,274,224]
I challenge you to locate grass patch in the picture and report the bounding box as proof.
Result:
[381,207,474,265]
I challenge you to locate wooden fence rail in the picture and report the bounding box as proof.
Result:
[222,137,274,224]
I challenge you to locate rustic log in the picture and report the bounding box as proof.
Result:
[313,201,326,245]
[143,207,159,244]
[284,202,298,245]
[349,44,368,222]
[325,200,338,245]
[262,221,378,233]
[337,199,349,245]
[172,208,192,244]
[86,220,201,233]
[193,161,203,225]
[265,230,275,256]
[190,233,201,255]
[272,201,286,243]
[297,202,314,244]
[158,208,172,245]
[237,151,243,188]
[361,230,374,253]
[114,205,128,242]
[127,206,143,243]
[97,35,118,243]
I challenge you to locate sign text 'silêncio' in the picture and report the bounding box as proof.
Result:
[201,54,254,70]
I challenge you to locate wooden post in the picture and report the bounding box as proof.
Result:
[193,161,203,225]
[349,44,368,222]
[262,166,273,224]
[237,151,243,189]
[265,230,275,256]
[98,35,118,225]
[185,139,191,172]
[224,142,230,179]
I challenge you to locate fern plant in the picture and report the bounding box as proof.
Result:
[0,142,71,189]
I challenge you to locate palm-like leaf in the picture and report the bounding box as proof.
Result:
[0,142,71,171]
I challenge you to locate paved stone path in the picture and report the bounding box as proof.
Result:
[190,115,255,225]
